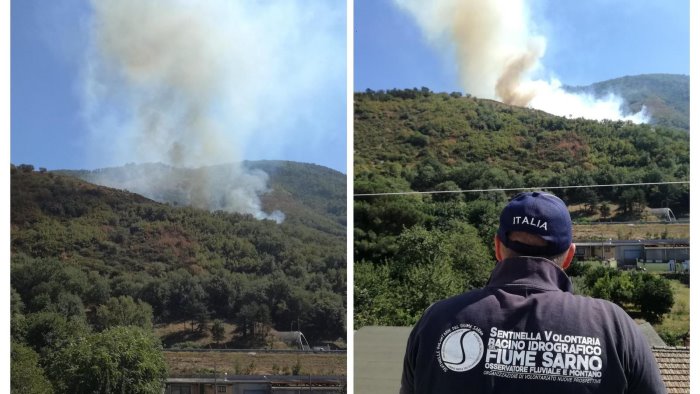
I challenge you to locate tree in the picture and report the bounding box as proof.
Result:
[84,271,111,306]
[51,292,86,321]
[11,341,53,394]
[47,326,167,394]
[24,312,90,354]
[399,259,465,325]
[634,274,674,324]
[211,319,226,344]
[18,164,35,173]
[195,310,210,334]
[354,261,394,328]
[11,288,27,342]
[93,296,153,331]
[166,270,207,328]
[581,189,600,214]
[235,302,271,346]
[590,272,634,306]
[299,291,346,340]
[619,188,646,215]
[204,271,242,317]
[139,279,171,322]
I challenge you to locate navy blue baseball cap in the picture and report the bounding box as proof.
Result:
[497,191,573,256]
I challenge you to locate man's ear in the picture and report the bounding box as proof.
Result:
[494,235,504,262]
[561,244,576,270]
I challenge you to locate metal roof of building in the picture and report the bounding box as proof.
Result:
[166,375,345,386]
[638,322,668,347]
[354,326,412,394]
[575,238,689,247]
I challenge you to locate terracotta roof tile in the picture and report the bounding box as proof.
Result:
[652,346,689,394]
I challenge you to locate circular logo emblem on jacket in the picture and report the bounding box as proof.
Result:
[437,324,484,372]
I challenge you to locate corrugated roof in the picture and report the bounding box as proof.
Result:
[354,326,412,394]
[166,375,345,385]
[575,239,689,247]
[652,346,690,394]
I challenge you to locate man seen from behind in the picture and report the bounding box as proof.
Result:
[400,191,666,393]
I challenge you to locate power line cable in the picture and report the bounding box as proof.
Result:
[354,181,689,197]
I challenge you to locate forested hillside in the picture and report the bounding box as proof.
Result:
[354,89,689,327]
[11,163,346,389]
[565,74,690,130]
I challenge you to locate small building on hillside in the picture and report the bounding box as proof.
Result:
[574,239,689,268]
[648,208,677,222]
[273,331,311,350]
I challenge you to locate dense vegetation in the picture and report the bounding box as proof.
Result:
[569,264,674,324]
[565,74,690,130]
[354,88,689,327]
[569,263,687,345]
[11,163,346,391]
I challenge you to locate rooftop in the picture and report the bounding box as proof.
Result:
[166,375,345,386]
[575,238,689,247]
[652,346,690,394]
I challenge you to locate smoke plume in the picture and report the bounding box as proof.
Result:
[394,0,648,123]
[81,0,341,222]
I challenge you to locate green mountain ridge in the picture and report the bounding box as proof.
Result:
[11,161,346,348]
[353,88,688,327]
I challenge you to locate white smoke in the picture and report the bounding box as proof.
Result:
[87,163,284,222]
[393,0,649,123]
[80,0,342,222]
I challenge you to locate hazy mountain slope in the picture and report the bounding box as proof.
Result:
[247,160,346,233]
[60,160,346,236]
[565,74,689,130]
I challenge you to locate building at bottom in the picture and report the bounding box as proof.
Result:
[165,375,345,394]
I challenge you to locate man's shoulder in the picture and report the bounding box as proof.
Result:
[421,287,633,327]
[420,288,492,319]
[562,291,632,314]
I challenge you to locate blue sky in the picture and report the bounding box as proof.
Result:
[11,1,347,173]
[7,0,692,172]
[355,0,690,92]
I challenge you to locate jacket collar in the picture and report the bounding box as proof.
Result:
[486,256,573,293]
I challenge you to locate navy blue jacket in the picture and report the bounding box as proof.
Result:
[400,257,666,393]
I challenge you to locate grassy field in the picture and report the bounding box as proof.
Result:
[164,351,346,377]
[156,322,347,377]
[155,321,239,349]
[568,202,689,241]
[638,262,681,273]
[154,321,346,350]
[573,223,689,241]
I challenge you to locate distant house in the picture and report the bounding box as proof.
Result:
[165,375,345,394]
[574,239,689,267]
